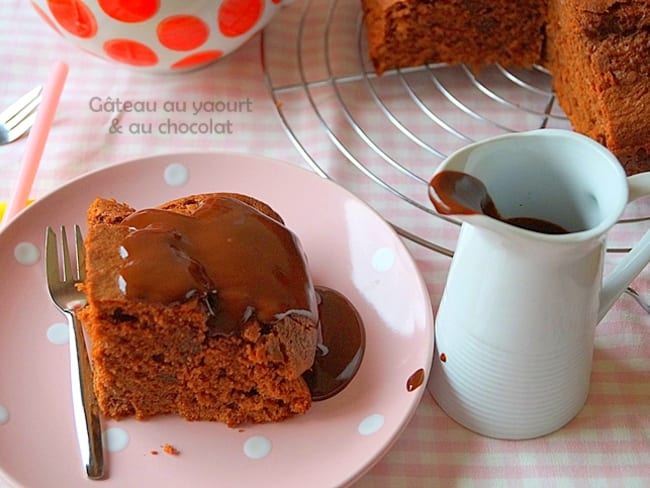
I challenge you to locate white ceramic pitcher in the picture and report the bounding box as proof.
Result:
[428,129,650,439]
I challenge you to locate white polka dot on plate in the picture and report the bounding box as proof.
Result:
[164,163,189,187]
[0,404,9,425]
[243,435,272,459]
[371,247,395,273]
[358,414,384,436]
[47,322,69,345]
[103,427,129,452]
[14,242,40,266]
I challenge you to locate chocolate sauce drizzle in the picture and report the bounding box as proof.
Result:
[118,197,318,336]
[117,196,365,400]
[406,368,425,392]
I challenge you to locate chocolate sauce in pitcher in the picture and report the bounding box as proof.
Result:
[429,170,570,234]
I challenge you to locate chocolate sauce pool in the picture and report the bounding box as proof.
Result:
[305,287,365,401]
[118,196,365,400]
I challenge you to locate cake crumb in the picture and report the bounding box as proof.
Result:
[162,444,180,456]
[150,450,159,455]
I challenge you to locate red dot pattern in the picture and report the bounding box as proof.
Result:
[98,0,159,23]
[158,15,210,52]
[219,0,264,38]
[39,0,279,70]
[104,39,159,67]
[46,0,97,38]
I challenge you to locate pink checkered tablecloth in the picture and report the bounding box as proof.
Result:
[1,1,649,486]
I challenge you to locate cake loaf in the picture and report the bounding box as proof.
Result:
[361,0,650,174]
[77,193,319,427]
[544,0,650,174]
[362,0,547,75]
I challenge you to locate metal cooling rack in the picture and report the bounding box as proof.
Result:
[261,0,648,259]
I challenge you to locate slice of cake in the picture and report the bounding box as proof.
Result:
[544,0,650,174]
[361,0,547,74]
[77,193,319,427]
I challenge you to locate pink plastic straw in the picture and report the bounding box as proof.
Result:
[2,61,68,226]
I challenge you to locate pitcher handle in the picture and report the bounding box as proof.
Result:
[599,172,650,322]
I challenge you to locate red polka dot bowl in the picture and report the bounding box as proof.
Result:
[31,0,283,73]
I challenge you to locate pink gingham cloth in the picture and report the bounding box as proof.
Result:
[1,1,649,487]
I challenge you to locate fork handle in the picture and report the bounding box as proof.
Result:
[67,311,105,480]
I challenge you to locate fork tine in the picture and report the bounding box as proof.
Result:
[60,226,73,282]
[0,85,42,125]
[5,96,40,132]
[45,226,61,285]
[74,225,85,281]
[6,110,38,141]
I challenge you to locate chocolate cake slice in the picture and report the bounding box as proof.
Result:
[77,193,319,427]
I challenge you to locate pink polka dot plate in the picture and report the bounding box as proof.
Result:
[0,153,434,487]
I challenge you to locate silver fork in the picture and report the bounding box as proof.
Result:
[45,225,104,480]
[0,85,43,145]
